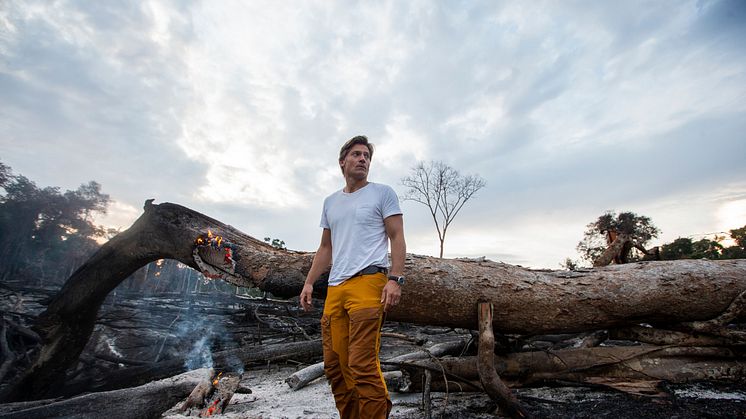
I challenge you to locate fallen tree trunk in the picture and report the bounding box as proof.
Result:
[400,345,746,392]
[60,339,322,398]
[0,369,205,418]
[3,201,746,402]
[286,338,470,390]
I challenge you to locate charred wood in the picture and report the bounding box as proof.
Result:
[286,338,470,391]
[285,362,325,391]
[609,326,733,347]
[401,344,746,392]
[383,338,470,371]
[180,368,215,412]
[476,302,531,418]
[0,371,202,419]
[199,372,241,417]
[59,339,321,398]
[0,317,17,384]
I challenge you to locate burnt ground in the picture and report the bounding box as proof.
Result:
[160,363,746,419]
[3,282,746,418]
[407,382,746,418]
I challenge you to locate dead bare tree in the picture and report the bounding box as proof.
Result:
[401,160,486,258]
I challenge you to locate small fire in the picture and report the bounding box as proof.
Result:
[194,230,238,279]
[204,399,220,416]
[193,230,239,281]
[212,371,223,387]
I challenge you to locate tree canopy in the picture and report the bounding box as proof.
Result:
[660,225,746,261]
[0,161,112,285]
[577,211,660,264]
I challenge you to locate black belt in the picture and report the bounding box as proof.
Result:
[352,265,388,278]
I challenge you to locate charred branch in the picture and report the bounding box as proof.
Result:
[477,302,530,418]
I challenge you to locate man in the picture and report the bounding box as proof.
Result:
[300,135,406,419]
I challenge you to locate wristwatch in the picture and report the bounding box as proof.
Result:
[388,275,405,285]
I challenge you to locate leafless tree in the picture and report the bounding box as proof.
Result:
[400,161,486,258]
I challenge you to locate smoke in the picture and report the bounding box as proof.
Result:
[175,314,244,374]
[185,335,214,370]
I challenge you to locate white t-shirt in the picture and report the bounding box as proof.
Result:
[320,182,402,286]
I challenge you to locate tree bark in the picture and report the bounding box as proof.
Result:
[3,201,746,402]
[286,338,469,390]
[179,368,216,412]
[60,340,322,398]
[0,370,204,419]
[477,302,530,418]
[402,345,746,392]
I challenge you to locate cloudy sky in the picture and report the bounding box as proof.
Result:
[1,0,745,268]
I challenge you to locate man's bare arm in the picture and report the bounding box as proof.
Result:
[300,229,332,311]
[382,214,406,312]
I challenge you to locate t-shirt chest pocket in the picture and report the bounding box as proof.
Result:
[355,204,380,226]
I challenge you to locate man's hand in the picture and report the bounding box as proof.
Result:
[380,280,401,312]
[300,283,314,311]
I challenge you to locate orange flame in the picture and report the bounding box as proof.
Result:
[205,399,220,416]
[212,371,223,387]
[195,230,228,249]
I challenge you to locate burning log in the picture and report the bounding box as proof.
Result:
[3,200,746,402]
[179,369,243,417]
[180,368,217,412]
[199,372,241,417]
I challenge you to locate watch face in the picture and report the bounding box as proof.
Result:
[389,275,405,285]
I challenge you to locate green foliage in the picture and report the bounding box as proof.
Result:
[722,245,746,259]
[560,257,584,271]
[577,210,660,263]
[690,238,723,259]
[0,161,110,285]
[0,162,9,188]
[263,237,286,250]
[730,225,746,248]
[661,237,723,260]
[660,224,746,261]
[660,237,693,260]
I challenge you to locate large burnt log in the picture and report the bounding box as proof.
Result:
[0,370,205,419]
[399,345,746,393]
[2,200,745,402]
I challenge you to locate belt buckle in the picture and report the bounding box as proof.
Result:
[357,265,378,277]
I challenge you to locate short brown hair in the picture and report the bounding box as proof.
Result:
[339,135,374,162]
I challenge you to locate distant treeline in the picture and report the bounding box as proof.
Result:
[0,161,112,286]
[2,160,743,289]
[0,161,244,296]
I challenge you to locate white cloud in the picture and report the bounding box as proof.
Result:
[716,199,746,233]
[94,200,141,231]
[1,0,745,269]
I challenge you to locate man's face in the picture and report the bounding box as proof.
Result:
[340,144,371,181]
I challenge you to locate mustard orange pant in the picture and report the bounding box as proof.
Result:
[321,272,391,419]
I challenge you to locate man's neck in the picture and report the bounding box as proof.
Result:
[344,178,369,193]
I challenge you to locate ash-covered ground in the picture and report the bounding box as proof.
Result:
[163,365,746,418]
